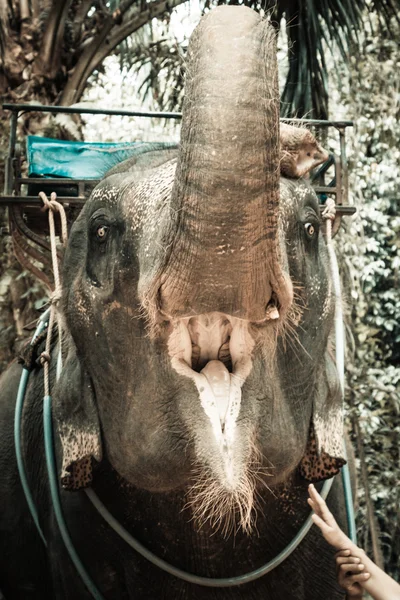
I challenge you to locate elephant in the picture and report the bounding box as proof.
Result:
[0,5,351,599]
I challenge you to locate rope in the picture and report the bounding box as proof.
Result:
[322,199,357,544]
[39,192,68,388]
[39,191,68,245]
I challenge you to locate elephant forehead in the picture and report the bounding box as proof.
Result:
[89,182,120,206]
[279,178,319,222]
[121,159,177,234]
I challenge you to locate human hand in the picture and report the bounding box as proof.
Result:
[336,549,370,599]
[307,483,352,550]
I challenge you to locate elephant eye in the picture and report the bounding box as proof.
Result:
[304,222,316,238]
[96,225,109,241]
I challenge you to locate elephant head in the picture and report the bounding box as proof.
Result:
[54,6,345,533]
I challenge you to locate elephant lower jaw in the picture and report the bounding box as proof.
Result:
[168,313,258,490]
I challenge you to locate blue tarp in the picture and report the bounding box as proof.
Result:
[27,136,176,179]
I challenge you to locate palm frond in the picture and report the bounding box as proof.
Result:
[113,0,400,119]
[270,0,400,118]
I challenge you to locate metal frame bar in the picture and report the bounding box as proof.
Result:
[339,128,349,206]
[9,178,97,203]
[2,103,182,120]
[2,195,354,213]
[1,103,355,128]
[16,177,98,184]
[1,196,86,206]
[4,111,18,195]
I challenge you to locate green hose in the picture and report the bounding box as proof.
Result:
[14,309,50,546]
[43,394,104,600]
[84,478,333,588]
[14,368,47,546]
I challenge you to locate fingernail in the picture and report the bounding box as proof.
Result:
[363,572,370,579]
[358,564,364,570]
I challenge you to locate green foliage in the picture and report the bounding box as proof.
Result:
[333,16,400,578]
[273,0,400,119]
[118,27,186,112]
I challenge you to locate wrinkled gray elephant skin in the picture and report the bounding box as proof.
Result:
[0,6,349,599]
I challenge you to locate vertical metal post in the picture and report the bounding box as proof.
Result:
[337,127,356,540]
[339,127,348,207]
[4,110,18,195]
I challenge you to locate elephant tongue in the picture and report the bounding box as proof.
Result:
[167,317,253,447]
[201,360,231,429]
[195,360,243,447]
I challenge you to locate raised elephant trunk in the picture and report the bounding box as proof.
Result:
[156,6,292,322]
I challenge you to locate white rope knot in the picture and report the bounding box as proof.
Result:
[40,190,57,212]
[39,192,68,246]
[40,351,51,366]
[322,198,336,222]
[51,288,62,305]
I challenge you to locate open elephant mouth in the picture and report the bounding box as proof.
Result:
[189,297,280,374]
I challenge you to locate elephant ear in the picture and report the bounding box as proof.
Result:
[53,343,102,491]
[299,351,346,482]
